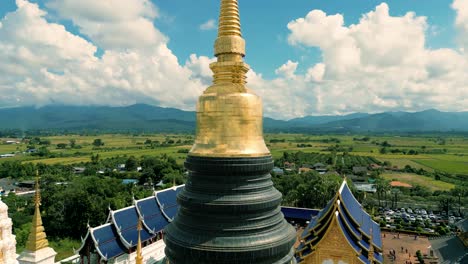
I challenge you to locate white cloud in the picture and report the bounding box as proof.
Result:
[199,19,216,31]
[46,0,166,50]
[274,60,298,79]
[0,0,209,110]
[1,0,468,119]
[247,2,468,118]
[452,0,468,50]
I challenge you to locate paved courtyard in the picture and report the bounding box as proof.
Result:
[382,231,433,263]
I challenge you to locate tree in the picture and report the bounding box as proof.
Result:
[56,143,67,149]
[33,146,50,157]
[91,154,100,164]
[69,139,76,148]
[125,156,138,172]
[375,179,390,207]
[451,187,467,215]
[92,139,104,147]
[438,196,454,217]
[381,141,391,147]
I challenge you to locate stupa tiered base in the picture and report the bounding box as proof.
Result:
[164,156,296,264]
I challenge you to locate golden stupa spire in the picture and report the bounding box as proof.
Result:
[190,0,270,158]
[217,0,242,38]
[135,218,143,264]
[25,171,49,251]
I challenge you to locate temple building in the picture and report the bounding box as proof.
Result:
[0,198,18,264]
[18,176,57,264]
[295,181,383,264]
[163,0,296,263]
[18,1,385,264]
[77,186,184,264]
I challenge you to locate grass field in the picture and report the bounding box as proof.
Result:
[1,134,468,175]
[381,172,455,191]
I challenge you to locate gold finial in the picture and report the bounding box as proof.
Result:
[34,170,41,206]
[368,227,375,262]
[218,0,241,38]
[214,0,245,61]
[189,0,270,158]
[25,170,49,251]
[136,218,143,264]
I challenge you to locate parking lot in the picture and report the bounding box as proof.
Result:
[375,207,464,235]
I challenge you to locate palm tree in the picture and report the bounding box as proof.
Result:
[375,179,390,207]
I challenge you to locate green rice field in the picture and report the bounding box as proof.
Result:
[1,134,467,175]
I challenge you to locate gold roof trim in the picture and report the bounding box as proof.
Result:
[25,171,50,252]
[136,218,143,264]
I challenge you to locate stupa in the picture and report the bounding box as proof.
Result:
[0,198,18,264]
[163,0,297,263]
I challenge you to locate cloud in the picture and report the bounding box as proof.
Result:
[246,2,468,118]
[0,0,209,110]
[199,19,216,31]
[452,0,468,50]
[46,0,166,50]
[1,0,468,119]
[274,60,298,79]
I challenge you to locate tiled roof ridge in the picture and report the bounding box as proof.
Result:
[79,185,184,260]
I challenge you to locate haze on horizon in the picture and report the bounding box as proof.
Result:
[0,0,467,119]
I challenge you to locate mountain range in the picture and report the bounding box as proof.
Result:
[1,104,467,133]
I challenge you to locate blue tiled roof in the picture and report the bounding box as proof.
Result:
[337,214,362,253]
[302,197,336,237]
[92,224,127,260]
[375,252,384,263]
[113,207,152,247]
[295,181,383,264]
[338,203,361,240]
[359,238,371,251]
[156,186,183,220]
[79,185,185,260]
[136,197,169,233]
[359,254,371,264]
[340,182,382,249]
[281,206,319,221]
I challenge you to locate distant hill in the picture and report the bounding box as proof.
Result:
[312,109,468,132]
[0,104,467,133]
[0,104,195,133]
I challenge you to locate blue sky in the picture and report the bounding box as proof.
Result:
[0,0,467,118]
[0,0,456,77]
[155,0,458,77]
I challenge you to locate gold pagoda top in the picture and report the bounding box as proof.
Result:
[25,172,50,252]
[189,0,270,158]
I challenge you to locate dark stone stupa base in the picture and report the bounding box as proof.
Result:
[164,156,297,264]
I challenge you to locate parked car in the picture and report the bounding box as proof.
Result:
[423,228,435,233]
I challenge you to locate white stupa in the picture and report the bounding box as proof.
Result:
[0,197,18,264]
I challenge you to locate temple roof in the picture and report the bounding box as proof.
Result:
[281,206,320,222]
[78,185,185,261]
[295,181,383,264]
